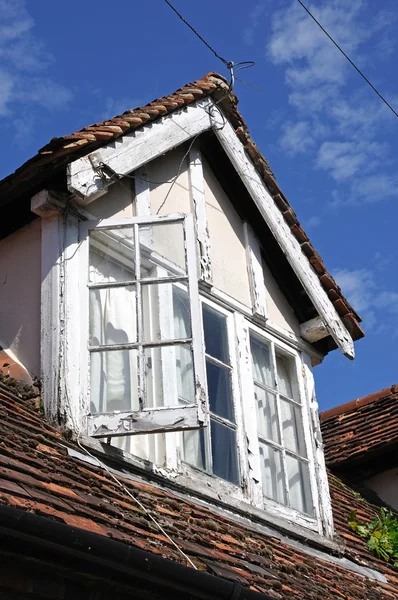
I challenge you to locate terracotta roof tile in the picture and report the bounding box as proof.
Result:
[0,72,363,345]
[0,378,396,599]
[320,385,398,466]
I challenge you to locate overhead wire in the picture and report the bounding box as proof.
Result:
[295,0,398,119]
[162,0,255,96]
[75,437,198,569]
[60,381,197,569]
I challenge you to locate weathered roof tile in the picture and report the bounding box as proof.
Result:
[321,385,398,465]
[0,378,396,599]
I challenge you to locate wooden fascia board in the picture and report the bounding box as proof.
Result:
[300,316,329,343]
[67,98,214,203]
[211,104,355,359]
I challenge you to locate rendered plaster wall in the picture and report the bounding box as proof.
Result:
[0,219,41,376]
[89,179,135,219]
[366,467,398,510]
[147,147,300,334]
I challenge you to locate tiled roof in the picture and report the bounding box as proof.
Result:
[320,385,398,466]
[0,377,397,599]
[0,73,363,344]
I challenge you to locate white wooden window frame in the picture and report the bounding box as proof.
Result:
[67,97,355,360]
[78,212,208,438]
[158,296,327,534]
[180,297,246,486]
[242,320,321,529]
[38,208,332,536]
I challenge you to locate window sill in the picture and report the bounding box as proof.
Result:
[73,433,342,556]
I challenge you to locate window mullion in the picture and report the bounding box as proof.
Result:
[270,341,290,507]
[134,222,145,410]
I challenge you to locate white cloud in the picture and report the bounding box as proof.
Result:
[333,268,398,334]
[0,0,71,124]
[243,1,269,45]
[279,120,314,155]
[305,215,321,228]
[316,140,387,181]
[330,173,398,207]
[266,0,397,204]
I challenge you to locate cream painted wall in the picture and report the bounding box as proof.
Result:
[148,145,191,216]
[0,219,41,376]
[89,179,134,219]
[147,147,300,333]
[366,467,398,510]
[202,158,252,308]
[0,145,301,384]
[262,259,300,335]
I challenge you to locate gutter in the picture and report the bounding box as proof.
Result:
[0,504,277,600]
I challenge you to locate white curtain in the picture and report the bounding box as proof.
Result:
[276,354,309,513]
[89,249,155,462]
[174,289,203,469]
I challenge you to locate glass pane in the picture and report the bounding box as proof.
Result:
[259,442,286,505]
[144,344,195,408]
[90,349,138,414]
[140,221,186,278]
[280,399,306,456]
[276,353,299,401]
[90,286,136,347]
[206,360,234,422]
[250,337,274,389]
[255,386,280,443]
[89,229,135,283]
[286,455,313,515]
[211,419,239,485]
[142,283,191,342]
[182,428,206,471]
[203,305,229,364]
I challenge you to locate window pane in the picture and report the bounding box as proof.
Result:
[89,229,135,283]
[90,349,138,414]
[286,455,313,515]
[140,221,186,278]
[144,344,195,408]
[90,286,136,347]
[259,442,286,505]
[250,337,274,389]
[142,283,191,342]
[255,386,280,443]
[202,305,229,364]
[276,353,299,401]
[182,428,206,471]
[280,399,306,456]
[211,419,239,485]
[206,359,234,422]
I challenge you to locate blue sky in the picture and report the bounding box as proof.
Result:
[1,0,397,410]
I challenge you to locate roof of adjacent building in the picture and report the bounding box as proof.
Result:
[0,73,363,345]
[0,375,397,599]
[320,385,398,467]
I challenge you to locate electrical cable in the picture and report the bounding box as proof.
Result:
[296,0,398,119]
[75,437,198,570]
[59,328,197,569]
[162,0,255,98]
[163,0,230,67]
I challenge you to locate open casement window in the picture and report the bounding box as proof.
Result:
[249,334,314,516]
[181,299,240,486]
[79,213,207,438]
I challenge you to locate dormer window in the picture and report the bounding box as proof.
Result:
[250,335,312,515]
[23,76,366,544]
[80,214,207,438]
